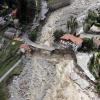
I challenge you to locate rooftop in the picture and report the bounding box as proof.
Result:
[60,34,83,45]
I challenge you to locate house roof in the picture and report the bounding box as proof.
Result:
[60,34,83,45]
[20,44,29,50]
[93,37,100,47]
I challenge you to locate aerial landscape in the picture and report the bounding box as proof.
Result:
[0,0,100,100]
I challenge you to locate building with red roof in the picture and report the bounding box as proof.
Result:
[60,34,83,51]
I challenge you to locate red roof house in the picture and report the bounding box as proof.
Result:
[60,34,83,45]
[60,34,83,51]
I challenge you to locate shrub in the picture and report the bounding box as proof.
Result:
[83,10,97,32]
[67,16,78,35]
[53,30,65,41]
[80,38,94,52]
[28,30,37,42]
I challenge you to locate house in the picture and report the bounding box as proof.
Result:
[20,44,30,53]
[93,37,100,49]
[60,34,83,51]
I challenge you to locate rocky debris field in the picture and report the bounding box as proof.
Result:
[9,52,100,100]
[8,0,100,100]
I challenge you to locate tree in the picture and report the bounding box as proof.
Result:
[67,16,78,35]
[28,30,37,41]
[16,0,37,24]
[53,30,65,41]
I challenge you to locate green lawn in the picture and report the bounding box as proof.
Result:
[0,39,22,77]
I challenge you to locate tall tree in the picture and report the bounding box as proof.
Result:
[17,0,37,24]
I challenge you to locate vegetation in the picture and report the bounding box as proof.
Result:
[17,0,37,24]
[67,16,78,35]
[79,38,94,52]
[53,30,65,41]
[28,30,38,42]
[0,63,23,100]
[0,39,22,77]
[83,10,97,33]
[88,52,100,92]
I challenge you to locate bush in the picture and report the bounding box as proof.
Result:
[28,30,37,42]
[80,38,94,52]
[53,30,65,41]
